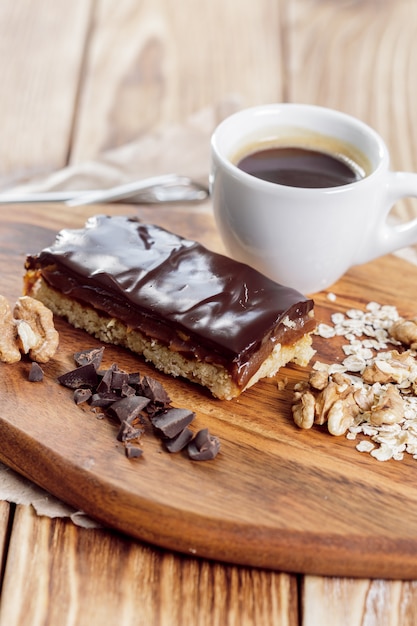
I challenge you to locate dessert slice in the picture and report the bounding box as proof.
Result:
[24,215,316,399]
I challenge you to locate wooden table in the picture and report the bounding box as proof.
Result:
[1,1,417,624]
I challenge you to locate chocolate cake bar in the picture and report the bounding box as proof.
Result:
[24,215,316,399]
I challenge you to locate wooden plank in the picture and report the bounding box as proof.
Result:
[0,502,12,586]
[0,0,93,187]
[302,576,417,626]
[70,0,283,161]
[285,0,417,144]
[0,505,298,626]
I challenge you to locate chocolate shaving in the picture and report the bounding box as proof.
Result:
[151,408,195,439]
[28,362,44,382]
[116,420,144,443]
[188,428,221,461]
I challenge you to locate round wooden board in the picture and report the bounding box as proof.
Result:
[1,204,417,579]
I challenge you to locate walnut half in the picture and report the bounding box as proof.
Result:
[0,295,21,363]
[0,295,59,364]
[14,296,59,363]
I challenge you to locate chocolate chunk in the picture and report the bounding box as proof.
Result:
[151,408,195,439]
[127,372,141,387]
[125,444,143,459]
[90,392,120,408]
[28,362,44,382]
[116,420,144,442]
[140,375,171,406]
[188,428,221,461]
[120,382,136,397]
[58,362,99,389]
[108,395,151,423]
[96,364,116,394]
[95,363,132,394]
[73,388,92,405]
[59,350,220,462]
[111,369,130,390]
[164,427,194,453]
[74,346,105,370]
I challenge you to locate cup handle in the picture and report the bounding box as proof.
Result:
[369,171,417,260]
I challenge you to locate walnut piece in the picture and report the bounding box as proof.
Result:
[308,369,329,391]
[327,393,361,436]
[362,350,417,385]
[368,385,404,426]
[353,386,375,412]
[0,295,21,363]
[389,318,417,349]
[13,296,59,362]
[292,366,407,436]
[292,371,359,435]
[292,389,316,429]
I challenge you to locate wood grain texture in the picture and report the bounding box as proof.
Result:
[302,576,417,626]
[285,0,417,142]
[0,501,12,588]
[0,505,298,626]
[0,0,93,187]
[70,0,283,161]
[2,205,417,580]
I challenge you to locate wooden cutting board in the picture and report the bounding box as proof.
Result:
[1,203,417,580]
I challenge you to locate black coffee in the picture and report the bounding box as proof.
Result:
[237,146,363,188]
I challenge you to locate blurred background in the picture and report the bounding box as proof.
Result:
[1,0,416,193]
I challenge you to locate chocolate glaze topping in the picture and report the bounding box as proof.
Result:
[25,216,315,386]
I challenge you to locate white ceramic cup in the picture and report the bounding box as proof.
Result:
[210,103,417,294]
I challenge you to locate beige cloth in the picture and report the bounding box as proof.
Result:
[0,464,100,528]
[9,98,241,196]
